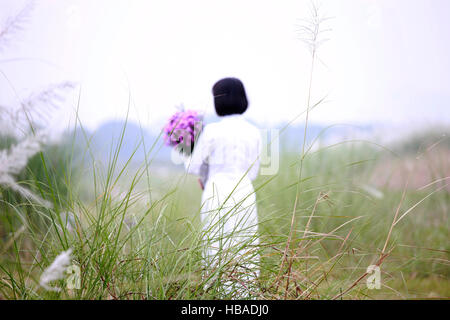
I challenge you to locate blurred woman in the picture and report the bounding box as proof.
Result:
[184,77,262,298]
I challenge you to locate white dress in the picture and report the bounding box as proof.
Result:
[184,114,261,297]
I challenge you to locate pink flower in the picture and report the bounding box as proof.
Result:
[163,109,203,155]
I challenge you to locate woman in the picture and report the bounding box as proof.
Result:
[184,77,262,298]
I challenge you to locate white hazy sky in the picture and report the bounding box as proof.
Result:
[1,0,449,133]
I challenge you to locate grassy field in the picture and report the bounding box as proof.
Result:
[2,0,446,300]
[0,128,448,300]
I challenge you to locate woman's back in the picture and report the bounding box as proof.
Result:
[184,77,261,298]
[200,114,261,181]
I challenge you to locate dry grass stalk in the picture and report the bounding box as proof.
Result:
[275,0,332,295]
[0,0,34,52]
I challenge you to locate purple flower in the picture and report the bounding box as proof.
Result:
[163,109,203,154]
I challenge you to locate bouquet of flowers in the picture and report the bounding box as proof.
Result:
[163,109,203,156]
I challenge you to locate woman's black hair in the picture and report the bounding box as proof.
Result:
[212,77,248,116]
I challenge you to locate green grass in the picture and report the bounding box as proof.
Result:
[0,125,448,300]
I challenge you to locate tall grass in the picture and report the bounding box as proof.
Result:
[0,124,448,299]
